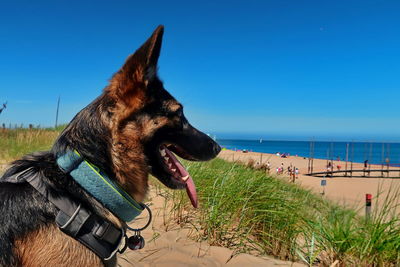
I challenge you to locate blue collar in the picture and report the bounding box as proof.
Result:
[56,151,143,222]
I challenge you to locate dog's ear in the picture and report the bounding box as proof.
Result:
[108,25,164,106]
[124,25,164,81]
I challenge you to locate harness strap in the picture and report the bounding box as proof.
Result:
[14,167,123,266]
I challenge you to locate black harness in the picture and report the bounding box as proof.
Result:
[6,167,123,267]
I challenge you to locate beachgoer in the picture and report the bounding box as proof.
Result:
[295,168,299,179]
[327,162,332,172]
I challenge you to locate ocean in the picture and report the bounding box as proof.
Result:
[217,139,400,166]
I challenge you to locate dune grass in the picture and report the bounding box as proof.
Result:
[160,158,400,266]
[0,128,60,161]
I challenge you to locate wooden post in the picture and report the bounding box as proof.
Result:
[311,141,314,174]
[309,141,315,174]
[368,143,372,177]
[350,142,354,177]
[308,141,312,174]
[330,142,334,177]
[55,96,60,128]
[387,143,390,177]
[381,143,385,177]
[326,148,329,177]
[345,143,349,177]
[363,143,367,177]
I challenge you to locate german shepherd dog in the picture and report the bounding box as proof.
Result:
[0,25,221,266]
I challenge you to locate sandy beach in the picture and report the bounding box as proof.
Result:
[119,187,304,267]
[219,149,400,212]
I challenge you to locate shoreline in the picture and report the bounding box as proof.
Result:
[218,149,400,213]
[217,139,400,167]
[218,138,400,144]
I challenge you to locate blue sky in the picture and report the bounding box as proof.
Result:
[1,0,399,141]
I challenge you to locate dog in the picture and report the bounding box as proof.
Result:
[0,25,221,267]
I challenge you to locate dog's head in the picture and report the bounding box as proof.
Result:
[55,26,220,207]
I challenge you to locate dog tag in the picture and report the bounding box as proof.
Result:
[127,233,145,250]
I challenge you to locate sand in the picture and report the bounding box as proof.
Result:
[120,188,304,266]
[219,149,400,212]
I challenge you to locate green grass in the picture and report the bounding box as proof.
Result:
[0,128,60,161]
[160,159,400,266]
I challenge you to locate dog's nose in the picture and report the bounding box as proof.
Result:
[213,143,221,155]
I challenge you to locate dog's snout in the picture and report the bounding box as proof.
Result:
[213,143,221,155]
[208,140,221,156]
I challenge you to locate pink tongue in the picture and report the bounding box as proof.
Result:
[164,148,198,208]
[185,176,198,208]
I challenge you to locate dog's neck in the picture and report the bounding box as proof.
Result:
[56,150,144,222]
[52,95,114,176]
[52,94,149,203]
[109,138,149,202]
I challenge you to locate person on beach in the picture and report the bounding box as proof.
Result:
[326,162,333,177]
[295,168,299,179]
[291,168,296,182]
[327,162,332,171]
[363,159,369,176]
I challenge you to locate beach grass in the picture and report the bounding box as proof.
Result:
[160,158,400,266]
[0,127,60,161]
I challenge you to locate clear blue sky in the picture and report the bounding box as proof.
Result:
[1,0,399,141]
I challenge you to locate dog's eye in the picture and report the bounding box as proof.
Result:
[176,108,183,117]
[165,107,183,118]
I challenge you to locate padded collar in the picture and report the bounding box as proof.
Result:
[57,151,144,222]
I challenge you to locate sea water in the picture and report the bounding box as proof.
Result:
[217,139,400,166]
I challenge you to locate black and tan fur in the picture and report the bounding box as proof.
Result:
[0,26,220,267]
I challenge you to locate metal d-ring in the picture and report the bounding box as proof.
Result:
[126,203,152,232]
